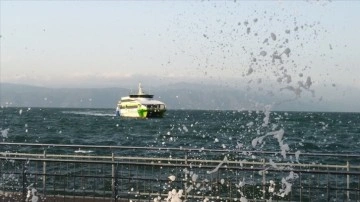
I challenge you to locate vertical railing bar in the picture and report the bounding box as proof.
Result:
[151,165,154,201]
[93,165,96,201]
[102,163,105,198]
[142,163,145,200]
[101,163,105,200]
[97,162,100,199]
[111,152,115,201]
[252,168,255,199]
[115,162,119,202]
[235,166,239,201]
[184,151,188,200]
[120,163,124,201]
[128,163,131,201]
[88,160,91,199]
[299,171,302,202]
[81,161,84,200]
[85,160,88,199]
[317,165,320,199]
[52,163,55,200]
[72,162,76,201]
[335,166,338,200]
[308,170,311,201]
[34,161,37,192]
[262,158,265,200]
[43,150,47,197]
[358,175,360,201]
[229,175,232,202]
[58,160,61,197]
[289,186,291,202]
[22,160,26,201]
[347,161,350,201]
[0,160,2,196]
[67,161,70,201]
[327,165,329,201]
[63,163,66,202]
[136,162,139,200]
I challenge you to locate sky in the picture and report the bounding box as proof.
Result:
[1,1,360,111]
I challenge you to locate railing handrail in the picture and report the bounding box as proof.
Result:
[2,151,360,169]
[1,142,360,158]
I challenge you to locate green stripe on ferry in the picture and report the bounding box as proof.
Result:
[137,108,148,118]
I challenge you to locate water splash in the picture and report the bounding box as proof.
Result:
[207,156,228,174]
[168,175,176,181]
[26,184,39,202]
[74,148,93,154]
[166,189,183,202]
[277,171,298,197]
[1,128,10,140]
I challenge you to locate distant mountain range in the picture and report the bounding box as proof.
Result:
[0,82,352,112]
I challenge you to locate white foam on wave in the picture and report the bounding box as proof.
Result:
[62,111,115,117]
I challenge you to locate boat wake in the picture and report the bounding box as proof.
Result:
[62,111,115,117]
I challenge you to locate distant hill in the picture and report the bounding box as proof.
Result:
[0,82,346,112]
[0,83,128,108]
[0,82,252,110]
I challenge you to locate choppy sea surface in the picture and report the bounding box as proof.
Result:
[1,107,360,155]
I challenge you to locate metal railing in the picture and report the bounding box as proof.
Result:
[1,142,360,201]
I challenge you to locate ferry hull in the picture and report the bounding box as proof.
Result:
[146,110,166,118]
[118,107,166,118]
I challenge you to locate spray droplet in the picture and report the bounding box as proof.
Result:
[283,48,291,57]
[246,67,254,75]
[271,33,276,41]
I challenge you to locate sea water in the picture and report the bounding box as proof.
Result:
[1,107,359,154]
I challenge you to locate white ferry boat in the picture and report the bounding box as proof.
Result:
[115,83,166,118]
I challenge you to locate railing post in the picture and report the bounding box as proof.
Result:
[112,153,116,201]
[229,179,232,202]
[299,172,302,201]
[43,150,46,196]
[262,159,266,200]
[184,151,188,200]
[22,161,27,201]
[346,161,350,201]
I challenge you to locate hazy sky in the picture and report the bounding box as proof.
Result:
[1,1,360,110]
